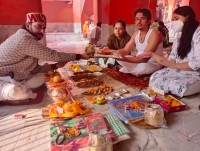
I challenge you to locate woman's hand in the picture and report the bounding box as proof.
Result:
[139,51,175,67]
[160,59,176,68]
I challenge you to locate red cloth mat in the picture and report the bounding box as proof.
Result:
[103,68,149,90]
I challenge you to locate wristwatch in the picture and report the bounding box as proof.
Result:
[51,63,58,70]
[75,54,81,60]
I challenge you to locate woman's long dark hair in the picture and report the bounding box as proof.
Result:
[174,6,199,59]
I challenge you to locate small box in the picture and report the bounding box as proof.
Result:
[109,95,147,122]
[154,95,186,112]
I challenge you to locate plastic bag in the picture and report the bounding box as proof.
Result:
[144,104,167,128]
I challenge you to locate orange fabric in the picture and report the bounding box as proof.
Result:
[82,23,89,36]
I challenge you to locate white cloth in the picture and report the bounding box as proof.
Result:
[90,26,102,47]
[118,60,162,76]
[98,58,116,68]
[150,26,200,97]
[0,73,44,101]
[90,26,97,39]
[89,23,95,35]
[118,28,163,76]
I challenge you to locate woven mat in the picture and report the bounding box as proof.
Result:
[103,68,150,90]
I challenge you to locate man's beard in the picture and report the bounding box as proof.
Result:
[22,25,44,40]
[31,32,44,40]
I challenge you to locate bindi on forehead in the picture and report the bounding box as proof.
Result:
[136,13,145,18]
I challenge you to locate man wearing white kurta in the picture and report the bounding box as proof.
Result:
[0,12,89,104]
[114,8,163,76]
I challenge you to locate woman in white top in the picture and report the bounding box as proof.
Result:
[140,6,200,97]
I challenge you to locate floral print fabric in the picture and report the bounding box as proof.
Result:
[150,26,200,97]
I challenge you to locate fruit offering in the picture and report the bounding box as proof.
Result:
[76,78,103,88]
[48,87,69,102]
[87,96,97,104]
[69,64,81,72]
[96,95,106,105]
[84,85,113,95]
[82,65,102,72]
[160,95,182,107]
[97,49,113,55]
[48,75,66,88]
[52,75,63,83]
[45,70,67,88]
[45,70,61,81]
[49,100,91,118]
[148,89,160,97]
[87,95,106,105]
[70,73,97,82]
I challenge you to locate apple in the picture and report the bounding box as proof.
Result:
[96,95,106,105]
[53,75,62,83]
[74,68,79,72]
[97,95,104,101]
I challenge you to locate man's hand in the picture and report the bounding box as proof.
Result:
[54,53,93,69]
[138,52,153,59]
[80,53,93,60]
[56,61,68,68]
[139,52,167,64]
[112,50,123,60]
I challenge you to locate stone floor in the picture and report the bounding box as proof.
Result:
[46,32,89,54]
[38,32,89,65]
